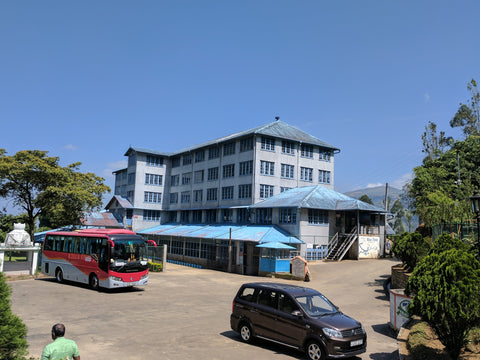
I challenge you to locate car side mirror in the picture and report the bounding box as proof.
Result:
[291,310,303,317]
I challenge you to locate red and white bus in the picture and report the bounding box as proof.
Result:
[42,229,154,290]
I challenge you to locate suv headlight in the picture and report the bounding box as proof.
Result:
[322,327,343,339]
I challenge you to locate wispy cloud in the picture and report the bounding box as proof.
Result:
[103,160,127,179]
[391,173,413,189]
[64,144,77,150]
[366,182,383,188]
[424,92,430,103]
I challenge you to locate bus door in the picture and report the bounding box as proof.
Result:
[99,239,109,273]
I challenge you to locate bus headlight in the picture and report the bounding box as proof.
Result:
[112,276,123,282]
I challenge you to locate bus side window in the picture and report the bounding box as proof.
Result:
[44,236,54,251]
[73,238,80,254]
[79,238,86,254]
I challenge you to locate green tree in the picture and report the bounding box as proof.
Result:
[406,249,480,359]
[389,199,406,234]
[421,121,453,162]
[0,272,29,360]
[358,194,373,205]
[0,149,110,240]
[450,79,480,138]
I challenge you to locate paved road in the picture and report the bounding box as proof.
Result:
[9,258,400,360]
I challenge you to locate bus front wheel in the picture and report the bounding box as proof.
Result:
[55,268,64,283]
[89,274,99,290]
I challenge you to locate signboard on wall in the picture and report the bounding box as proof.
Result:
[358,235,380,258]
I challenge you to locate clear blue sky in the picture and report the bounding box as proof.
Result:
[1,1,479,209]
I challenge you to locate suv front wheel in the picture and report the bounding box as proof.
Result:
[306,340,325,360]
[239,323,253,343]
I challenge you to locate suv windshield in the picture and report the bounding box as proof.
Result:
[110,239,148,273]
[295,293,337,317]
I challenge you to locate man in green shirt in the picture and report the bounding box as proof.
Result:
[41,323,80,360]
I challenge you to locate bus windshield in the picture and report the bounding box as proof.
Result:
[110,239,148,273]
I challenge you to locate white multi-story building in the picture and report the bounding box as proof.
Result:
[106,120,385,274]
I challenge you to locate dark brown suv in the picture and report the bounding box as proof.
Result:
[230,282,366,360]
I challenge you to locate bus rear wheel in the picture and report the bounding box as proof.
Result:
[55,268,64,283]
[89,274,99,290]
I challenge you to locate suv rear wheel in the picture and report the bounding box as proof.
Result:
[239,323,253,343]
[306,340,325,360]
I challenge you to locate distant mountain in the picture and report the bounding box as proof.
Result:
[344,186,403,209]
[344,185,418,233]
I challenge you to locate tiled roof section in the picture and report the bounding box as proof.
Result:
[80,212,124,228]
[251,185,386,212]
[160,120,339,155]
[105,195,133,210]
[124,147,173,157]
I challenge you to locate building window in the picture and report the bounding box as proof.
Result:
[222,186,234,200]
[184,240,199,257]
[146,155,164,166]
[280,187,292,193]
[171,175,179,186]
[126,191,134,202]
[260,161,275,176]
[301,144,314,158]
[145,173,163,185]
[193,190,203,202]
[222,209,233,222]
[171,157,180,168]
[205,209,217,223]
[319,170,331,184]
[319,149,332,162]
[207,167,219,181]
[223,142,236,156]
[207,188,217,201]
[181,191,190,204]
[238,184,252,199]
[223,164,235,178]
[169,193,178,204]
[279,208,297,224]
[308,209,329,225]
[195,150,205,163]
[240,137,254,152]
[183,154,192,165]
[300,167,313,182]
[239,160,253,176]
[237,208,249,223]
[280,164,295,179]
[144,191,162,203]
[255,208,272,224]
[143,210,161,221]
[127,173,136,185]
[168,211,177,222]
[261,137,275,151]
[192,210,202,223]
[282,141,295,155]
[208,146,219,159]
[194,170,204,183]
[182,172,192,185]
[180,210,190,223]
[260,184,274,199]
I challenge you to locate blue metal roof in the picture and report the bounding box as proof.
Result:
[256,242,296,250]
[138,224,304,245]
[251,185,386,212]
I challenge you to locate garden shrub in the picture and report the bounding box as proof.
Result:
[148,262,163,272]
[429,233,471,255]
[392,232,431,271]
[406,249,480,359]
[0,272,29,360]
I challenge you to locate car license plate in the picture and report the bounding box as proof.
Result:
[351,339,363,347]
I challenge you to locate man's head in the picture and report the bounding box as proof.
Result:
[51,323,65,339]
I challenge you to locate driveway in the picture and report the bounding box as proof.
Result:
[9,258,400,360]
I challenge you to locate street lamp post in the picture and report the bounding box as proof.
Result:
[470,190,480,256]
